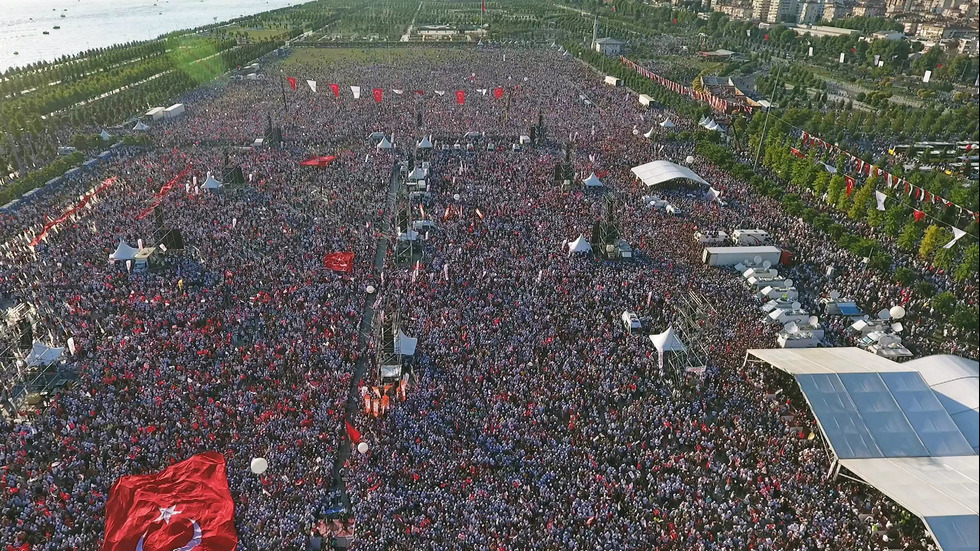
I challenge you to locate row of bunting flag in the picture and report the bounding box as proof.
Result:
[619,57,756,115]
[285,77,507,103]
[798,130,978,229]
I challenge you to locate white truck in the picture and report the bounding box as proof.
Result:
[604,75,622,86]
[164,103,185,119]
[702,246,782,267]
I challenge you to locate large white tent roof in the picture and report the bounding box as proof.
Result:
[631,160,709,187]
[109,240,139,261]
[566,235,592,253]
[904,355,979,454]
[748,347,979,551]
[583,173,603,187]
[650,327,686,352]
[27,342,65,367]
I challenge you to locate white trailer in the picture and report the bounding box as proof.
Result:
[163,104,185,119]
[731,229,771,245]
[638,94,653,107]
[604,75,622,86]
[702,246,782,267]
[146,107,166,120]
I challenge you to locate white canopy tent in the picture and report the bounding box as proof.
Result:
[417,136,433,149]
[566,235,592,254]
[26,342,65,367]
[133,121,150,131]
[377,137,394,150]
[650,327,686,352]
[705,186,723,203]
[368,131,386,141]
[659,118,675,128]
[203,174,222,190]
[109,240,139,261]
[583,173,603,187]
[100,129,112,141]
[409,167,428,181]
[631,160,710,188]
[642,127,655,139]
[747,348,979,551]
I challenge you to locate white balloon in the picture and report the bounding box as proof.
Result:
[889,305,906,320]
[250,457,269,475]
[366,285,376,294]
[685,156,695,164]
[357,442,369,454]
[453,193,461,201]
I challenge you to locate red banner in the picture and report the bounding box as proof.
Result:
[135,165,192,221]
[493,87,504,99]
[329,83,340,98]
[790,147,805,158]
[30,177,117,247]
[101,452,238,551]
[300,155,338,168]
[914,209,925,222]
[287,77,297,90]
[455,90,466,105]
[324,252,355,272]
[372,88,383,103]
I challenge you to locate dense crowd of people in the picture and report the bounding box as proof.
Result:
[0,45,971,550]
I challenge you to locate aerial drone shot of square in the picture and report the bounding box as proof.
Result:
[0,0,977,549]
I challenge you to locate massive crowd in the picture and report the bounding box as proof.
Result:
[0,45,971,550]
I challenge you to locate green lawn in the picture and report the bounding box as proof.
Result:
[223,26,290,40]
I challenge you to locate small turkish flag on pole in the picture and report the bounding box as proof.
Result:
[101,453,238,551]
[373,88,383,103]
[286,77,297,90]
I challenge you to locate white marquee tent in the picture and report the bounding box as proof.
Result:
[583,173,603,187]
[377,137,394,150]
[631,160,710,188]
[659,118,675,128]
[133,121,150,131]
[747,347,979,551]
[650,327,686,352]
[417,136,433,149]
[566,235,592,254]
[109,240,139,261]
[203,174,222,190]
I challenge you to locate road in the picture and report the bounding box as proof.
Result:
[400,1,424,43]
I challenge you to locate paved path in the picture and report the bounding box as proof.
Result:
[329,160,401,510]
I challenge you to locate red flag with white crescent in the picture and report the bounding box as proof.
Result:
[372,88,383,103]
[493,87,504,99]
[456,90,466,105]
[329,83,340,98]
[101,452,238,551]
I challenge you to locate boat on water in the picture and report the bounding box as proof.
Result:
[42,31,50,35]
[61,14,66,18]
[13,51,18,55]
[54,26,61,30]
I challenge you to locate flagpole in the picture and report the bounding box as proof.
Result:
[753,63,781,170]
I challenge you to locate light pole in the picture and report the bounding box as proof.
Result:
[753,63,782,170]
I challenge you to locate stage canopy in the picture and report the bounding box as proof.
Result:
[747,347,979,551]
[203,174,222,189]
[631,160,709,188]
[395,330,418,356]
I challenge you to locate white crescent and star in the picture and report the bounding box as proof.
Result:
[134,504,202,551]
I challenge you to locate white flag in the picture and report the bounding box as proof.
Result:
[351,86,361,99]
[839,52,845,63]
[808,46,813,57]
[478,88,487,95]
[943,227,966,249]
[875,190,887,211]
[922,70,932,83]
[443,263,449,281]
[307,80,317,93]
[392,89,403,95]
[434,90,445,96]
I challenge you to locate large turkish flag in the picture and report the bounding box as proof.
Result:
[324,252,355,272]
[101,452,238,551]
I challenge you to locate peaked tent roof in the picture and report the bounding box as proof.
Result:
[643,127,655,138]
[631,160,709,187]
[203,174,222,189]
[109,240,139,261]
[133,121,150,131]
[567,235,592,253]
[583,173,603,187]
[659,118,675,128]
[650,327,686,352]
[377,137,393,149]
[417,137,433,149]
[100,129,112,140]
